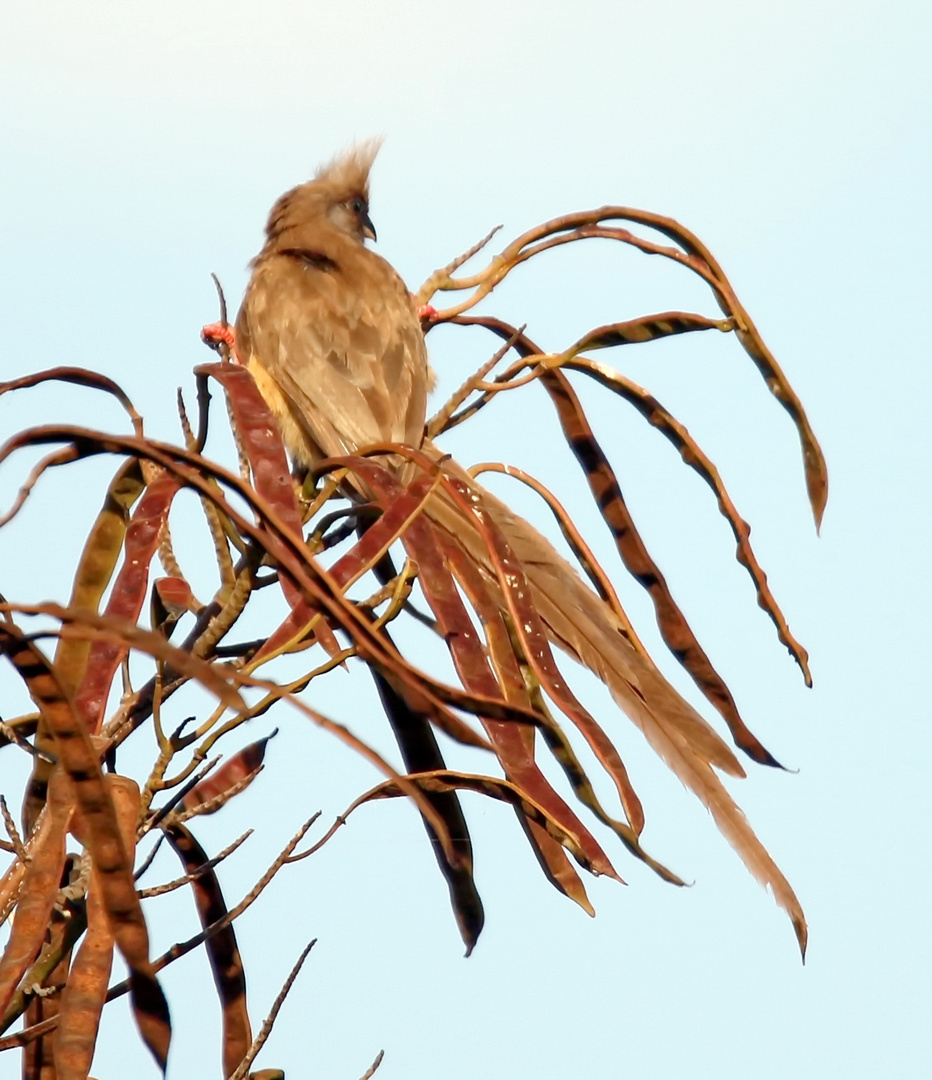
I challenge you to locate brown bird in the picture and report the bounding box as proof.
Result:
[230,142,806,948]
[235,140,432,477]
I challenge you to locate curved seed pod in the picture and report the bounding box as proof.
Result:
[71,469,180,734]
[2,624,172,1071]
[181,732,277,816]
[22,459,145,836]
[54,777,138,1080]
[165,824,252,1079]
[201,361,340,657]
[0,767,72,1020]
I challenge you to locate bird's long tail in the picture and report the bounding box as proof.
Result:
[422,449,808,955]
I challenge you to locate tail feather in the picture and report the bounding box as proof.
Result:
[426,452,744,776]
[423,451,807,952]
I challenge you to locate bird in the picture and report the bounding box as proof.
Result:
[224,141,806,949]
[234,140,432,481]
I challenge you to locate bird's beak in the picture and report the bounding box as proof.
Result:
[360,210,377,242]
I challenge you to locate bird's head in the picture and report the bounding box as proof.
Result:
[264,139,382,247]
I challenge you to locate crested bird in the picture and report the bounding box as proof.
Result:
[225,142,806,949]
[235,141,432,479]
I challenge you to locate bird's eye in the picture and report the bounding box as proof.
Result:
[351,197,367,215]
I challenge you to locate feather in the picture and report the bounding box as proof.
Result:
[314,138,382,194]
[423,455,807,952]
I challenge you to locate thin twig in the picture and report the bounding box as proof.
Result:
[0,446,80,528]
[211,273,232,364]
[426,324,525,438]
[179,386,237,588]
[147,754,221,828]
[137,828,252,898]
[416,223,502,303]
[0,716,51,762]
[133,832,166,881]
[359,1049,385,1080]
[227,391,253,484]
[0,795,27,861]
[192,562,256,658]
[301,470,348,525]
[228,939,317,1080]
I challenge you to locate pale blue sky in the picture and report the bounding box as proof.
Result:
[1,2,930,1078]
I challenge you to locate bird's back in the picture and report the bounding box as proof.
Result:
[235,144,430,470]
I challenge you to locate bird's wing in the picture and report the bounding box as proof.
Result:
[237,248,428,464]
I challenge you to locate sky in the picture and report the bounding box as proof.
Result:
[1,2,930,1078]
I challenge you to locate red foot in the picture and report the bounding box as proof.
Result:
[201,322,238,359]
[417,304,439,324]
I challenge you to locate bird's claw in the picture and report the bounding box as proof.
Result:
[201,322,237,356]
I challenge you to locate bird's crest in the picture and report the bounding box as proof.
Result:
[314,138,382,201]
